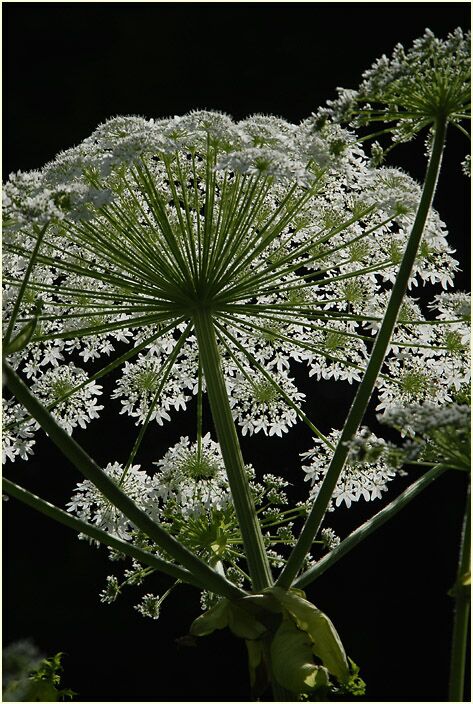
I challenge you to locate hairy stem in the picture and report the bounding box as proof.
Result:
[277,116,448,588]
[193,308,273,591]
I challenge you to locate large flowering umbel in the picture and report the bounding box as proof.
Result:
[319,28,470,153]
[2,110,465,463]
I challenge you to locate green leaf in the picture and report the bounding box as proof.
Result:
[227,603,267,640]
[267,587,350,683]
[190,598,266,640]
[24,679,60,702]
[190,599,230,636]
[342,658,367,697]
[270,617,322,693]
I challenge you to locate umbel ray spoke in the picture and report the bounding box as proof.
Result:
[216,312,396,384]
[222,205,388,300]
[31,312,179,343]
[3,277,167,309]
[6,241,170,302]
[220,307,453,353]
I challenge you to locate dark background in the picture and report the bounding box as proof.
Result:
[3,3,470,702]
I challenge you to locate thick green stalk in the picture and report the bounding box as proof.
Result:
[3,361,246,601]
[3,477,203,589]
[448,484,470,702]
[277,117,448,589]
[193,308,273,591]
[294,465,447,589]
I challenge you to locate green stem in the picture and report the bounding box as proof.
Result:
[3,361,246,602]
[294,465,447,589]
[197,359,203,463]
[277,116,448,589]
[448,484,471,702]
[2,477,203,589]
[193,308,273,591]
[4,222,48,346]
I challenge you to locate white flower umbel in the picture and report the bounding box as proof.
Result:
[31,364,104,435]
[302,430,402,509]
[153,433,232,515]
[67,434,311,609]
[3,110,462,466]
[322,28,470,146]
[67,461,155,540]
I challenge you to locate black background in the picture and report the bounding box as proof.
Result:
[3,3,471,702]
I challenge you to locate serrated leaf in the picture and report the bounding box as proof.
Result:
[189,598,229,637]
[268,587,349,683]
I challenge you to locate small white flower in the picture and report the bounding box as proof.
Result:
[302,429,400,510]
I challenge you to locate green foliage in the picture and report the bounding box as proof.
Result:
[3,641,76,702]
[270,616,331,693]
[190,588,361,699]
[190,597,266,640]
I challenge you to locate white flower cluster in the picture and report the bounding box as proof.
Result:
[3,169,112,229]
[381,401,470,437]
[32,364,104,435]
[2,398,36,464]
[320,527,341,550]
[153,433,232,516]
[134,593,162,620]
[67,461,155,540]
[67,434,314,610]
[302,430,403,509]
[321,28,470,144]
[378,401,470,472]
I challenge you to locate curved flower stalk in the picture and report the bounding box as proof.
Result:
[277,28,470,589]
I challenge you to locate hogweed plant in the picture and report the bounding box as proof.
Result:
[3,29,471,701]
